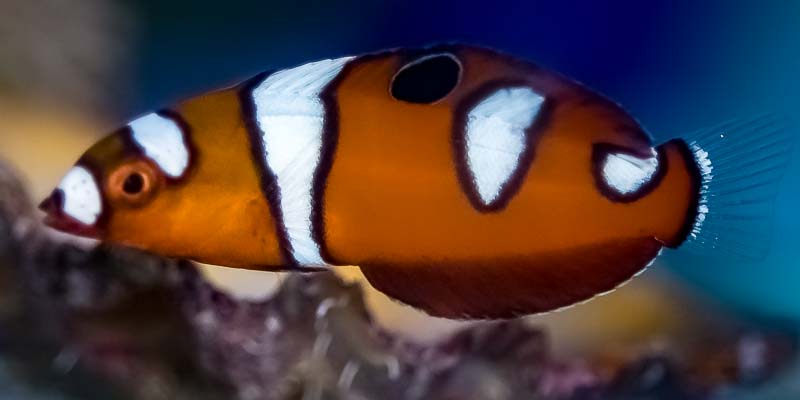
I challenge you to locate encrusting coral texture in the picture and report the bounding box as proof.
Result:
[0,158,795,400]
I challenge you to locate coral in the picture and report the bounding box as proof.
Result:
[0,158,795,400]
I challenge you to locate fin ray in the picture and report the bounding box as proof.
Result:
[678,114,794,259]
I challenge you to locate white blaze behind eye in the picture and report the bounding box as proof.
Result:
[129,113,189,178]
[57,166,102,225]
[465,87,545,205]
[601,149,659,195]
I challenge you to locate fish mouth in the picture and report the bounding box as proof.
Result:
[39,190,101,239]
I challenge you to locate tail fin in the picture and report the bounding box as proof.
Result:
[678,115,794,259]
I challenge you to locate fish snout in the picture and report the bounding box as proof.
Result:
[39,190,100,238]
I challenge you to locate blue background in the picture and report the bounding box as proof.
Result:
[127,0,800,321]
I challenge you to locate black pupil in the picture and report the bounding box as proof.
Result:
[122,173,144,194]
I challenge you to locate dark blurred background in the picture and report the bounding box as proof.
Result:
[1,0,798,379]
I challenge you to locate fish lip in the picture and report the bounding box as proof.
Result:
[39,192,101,239]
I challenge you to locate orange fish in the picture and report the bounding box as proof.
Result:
[40,45,792,319]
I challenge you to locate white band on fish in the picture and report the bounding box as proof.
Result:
[57,166,102,225]
[129,113,191,178]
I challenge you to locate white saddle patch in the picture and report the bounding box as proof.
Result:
[465,87,545,205]
[58,166,102,225]
[600,149,659,195]
[129,113,190,178]
[251,56,353,267]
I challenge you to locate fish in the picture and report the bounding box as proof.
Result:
[39,44,793,319]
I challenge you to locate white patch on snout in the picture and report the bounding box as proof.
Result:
[129,113,189,178]
[465,87,545,205]
[601,149,659,195]
[251,56,353,267]
[57,166,102,225]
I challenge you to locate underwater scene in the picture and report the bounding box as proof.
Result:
[1,1,798,399]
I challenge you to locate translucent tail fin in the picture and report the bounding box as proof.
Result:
[679,114,794,259]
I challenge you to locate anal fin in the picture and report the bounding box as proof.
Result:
[359,238,663,319]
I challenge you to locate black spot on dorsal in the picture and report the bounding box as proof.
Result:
[391,53,461,104]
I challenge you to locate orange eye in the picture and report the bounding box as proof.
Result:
[108,161,158,206]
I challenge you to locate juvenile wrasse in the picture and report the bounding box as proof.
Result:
[40,45,793,319]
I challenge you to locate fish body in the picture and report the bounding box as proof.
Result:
[40,45,791,319]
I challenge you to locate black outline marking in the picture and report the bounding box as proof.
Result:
[155,109,197,183]
[667,138,702,248]
[452,80,556,213]
[591,142,668,204]
[238,70,297,268]
[310,55,380,266]
[44,188,64,212]
[116,126,142,157]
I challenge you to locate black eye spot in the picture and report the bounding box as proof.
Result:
[391,54,462,104]
[122,173,144,195]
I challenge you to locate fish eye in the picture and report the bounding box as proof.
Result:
[107,161,158,206]
[122,172,145,194]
